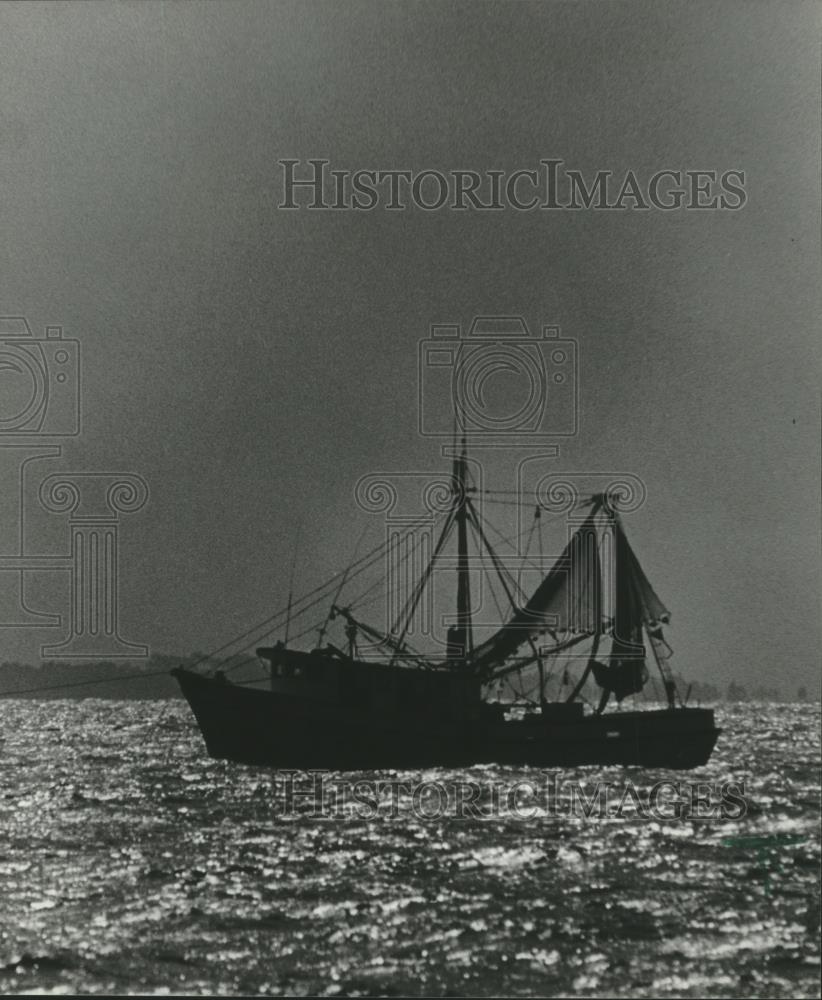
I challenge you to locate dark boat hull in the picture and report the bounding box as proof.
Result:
[172,668,720,770]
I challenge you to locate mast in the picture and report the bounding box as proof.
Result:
[452,436,473,665]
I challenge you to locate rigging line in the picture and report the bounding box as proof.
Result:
[346,520,435,613]
[294,521,441,637]
[284,518,303,648]
[0,667,176,699]
[481,543,508,623]
[474,488,592,506]
[467,502,547,680]
[471,488,585,496]
[482,555,551,694]
[538,503,544,569]
[335,519,448,661]
[189,512,436,671]
[390,508,457,663]
[387,509,455,636]
[647,621,680,708]
[472,489,560,497]
[247,518,431,643]
[220,599,371,666]
[522,507,539,561]
[268,607,424,662]
[388,509,455,657]
[1,523,441,698]
[208,548,389,672]
[477,495,589,517]
[548,636,585,690]
[266,614,334,651]
[254,507,450,659]
[536,505,548,706]
[465,507,556,580]
[220,559,432,665]
[467,501,528,607]
[283,517,430,621]
[476,496,537,509]
[329,604,422,657]
[495,654,539,705]
[565,633,602,704]
[519,506,549,703]
[471,536,509,647]
[614,514,675,707]
[491,632,593,682]
[221,654,262,675]
[471,505,554,576]
[347,578,394,613]
[316,523,370,647]
[509,673,539,707]
[561,512,606,704]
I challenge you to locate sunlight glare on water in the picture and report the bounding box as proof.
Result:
[0,700,819,997]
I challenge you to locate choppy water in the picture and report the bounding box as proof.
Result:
[0,700,819,997]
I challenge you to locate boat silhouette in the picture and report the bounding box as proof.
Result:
[173,443,719,769]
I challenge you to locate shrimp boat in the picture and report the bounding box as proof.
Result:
[173,444,720,770]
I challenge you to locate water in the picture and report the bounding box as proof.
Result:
[0,700,819,997]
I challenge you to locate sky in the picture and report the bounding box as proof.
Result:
[0,0,819,694]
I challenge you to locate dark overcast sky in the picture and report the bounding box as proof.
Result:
[0,0,819,693]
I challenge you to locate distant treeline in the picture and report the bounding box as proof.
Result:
[644,674,816,705]
[0,655,817,702]
[520,667,815,705]
[0,653,222,699]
